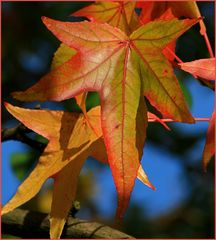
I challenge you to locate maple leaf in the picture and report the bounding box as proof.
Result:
[51,43,88,114]
[137,2,203,62]
[2,103,102,238]
[202,111,215,172]
[50,154,85,239]
[72,1,139,35]
[137,1,205,35]
[178,58,215,81]
[73,2,175,61]
[51,43,170,134]
[52,43,171,133]
[137,1,214,58]
[155,8,176,62]
[2,103,155,238]
[12,17,198,217]
[51,43,76,70]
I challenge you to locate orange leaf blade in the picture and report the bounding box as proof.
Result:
[179,58,216,81]
[2,104,101,217]
[50,158,86,239]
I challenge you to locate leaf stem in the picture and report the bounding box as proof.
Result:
[165,47,183,63]
[148,117,210,122]
[203,32,214,58]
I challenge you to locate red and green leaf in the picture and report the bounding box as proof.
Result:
[137,1,204,33]
[12,16,198,218]
[137,1,213,57]
[73,1,139,35]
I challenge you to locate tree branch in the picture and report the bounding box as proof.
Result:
[2,124,46,152]
[2,208,134,239]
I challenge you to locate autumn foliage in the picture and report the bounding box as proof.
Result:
[2,2,215,239]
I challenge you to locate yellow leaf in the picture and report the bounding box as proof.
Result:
[137,166,156,190]
[75,92,87,115]
[2,103,101,216]
[3,103,155,238]
[50,157,86,239]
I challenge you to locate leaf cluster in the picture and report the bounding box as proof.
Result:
[2,2,214,239]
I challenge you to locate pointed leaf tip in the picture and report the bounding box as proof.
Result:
[41,16,50,26]
[202,162,207,173]
[142,179,156,191]
[151,185,156,191]
[4,102,9,108]
[137,165,156,191]
[41,16,48,23]
[146,181,156,191]
[41,16,59,31]
[184,17,201,28]
[41,16,53,28]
